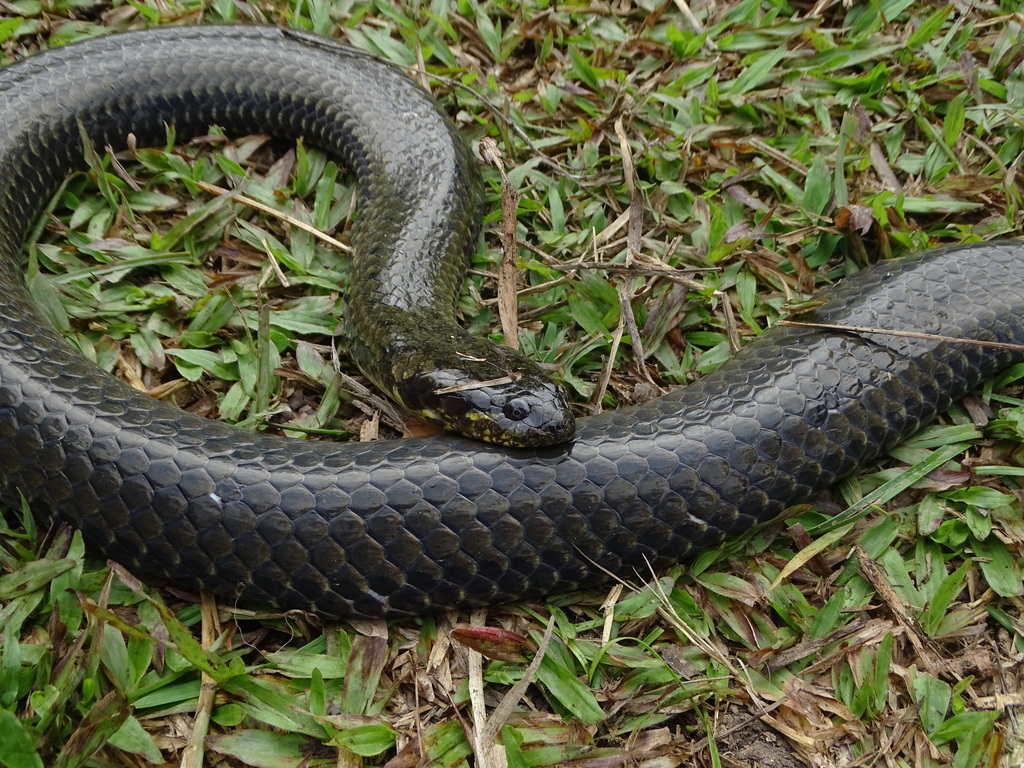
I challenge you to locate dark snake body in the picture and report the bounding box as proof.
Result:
[1,26,1023,618]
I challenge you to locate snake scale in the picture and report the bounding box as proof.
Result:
[1,26,1023,618]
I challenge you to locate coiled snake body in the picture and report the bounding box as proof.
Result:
[2,26,1023,618]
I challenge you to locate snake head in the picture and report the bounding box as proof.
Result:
[392,338,576,447]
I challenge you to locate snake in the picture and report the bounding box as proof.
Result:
[1,25,1023,619]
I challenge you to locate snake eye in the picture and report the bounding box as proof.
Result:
[503,398,530,422]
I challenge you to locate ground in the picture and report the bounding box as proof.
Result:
[0,1,1023,767]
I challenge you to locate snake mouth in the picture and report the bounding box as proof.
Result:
[414,376,576,447]
[485,388,577,447]
[394,355,577,447]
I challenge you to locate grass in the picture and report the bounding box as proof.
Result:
[1,1,1024,766]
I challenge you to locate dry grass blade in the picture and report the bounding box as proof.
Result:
[479,137,522,353]
[194,179,350,251]
[781,320,1024,353]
